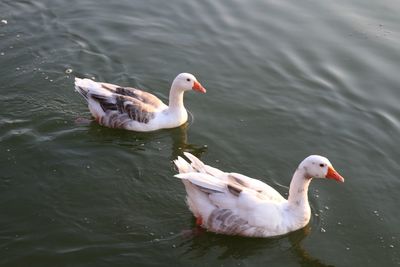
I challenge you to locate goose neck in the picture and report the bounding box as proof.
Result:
[168,86,185,110]
[288,167,312,207]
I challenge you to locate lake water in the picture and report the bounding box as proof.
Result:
[1,0,400,266]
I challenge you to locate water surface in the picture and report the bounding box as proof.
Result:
[1,0,400,266]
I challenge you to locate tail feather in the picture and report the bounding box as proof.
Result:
[181,152,225,177]
[174,153,226,221]
[74,77,111,101]
[175,173,225,194]
[174,156,193,173]
[74,77,101,90]
[204,165,225,177]
[183,152,207,173]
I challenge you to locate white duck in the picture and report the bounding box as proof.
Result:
[74,73,206,132]
[174,152,344,237]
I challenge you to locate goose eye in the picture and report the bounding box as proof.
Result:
[186,78,191,82]
[319,163,325,167]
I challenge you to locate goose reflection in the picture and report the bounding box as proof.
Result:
[178,224,334,267]
[168,121,207,160]
[78,117,207,159]
[289,227,335,267]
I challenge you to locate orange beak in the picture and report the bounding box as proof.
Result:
[326,166,344,183]
[192,81,206,93]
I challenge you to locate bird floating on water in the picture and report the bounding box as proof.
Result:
[74,73,206,132]
[174,152,344,237]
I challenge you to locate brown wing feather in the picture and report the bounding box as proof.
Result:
[90,93,156,127]
[100,83,165,108]
[227,174,278,201]
[115,96,156,123]
[206,208,264,236]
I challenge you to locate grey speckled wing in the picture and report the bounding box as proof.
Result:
[100,83,165,109]
[207,208,264,236]
[227,173,286,202]
[91,93,156,128]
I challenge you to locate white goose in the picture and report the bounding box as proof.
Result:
[74,73,206,132]
[174,152,344,237]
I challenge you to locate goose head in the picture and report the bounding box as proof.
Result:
[171,73,206,93]
[299,155,344,182]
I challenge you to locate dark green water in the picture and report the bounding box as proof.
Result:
[1,0,399,266]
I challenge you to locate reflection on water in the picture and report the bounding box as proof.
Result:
[178,224,334,266]
[1,0,400,265]
[78,118,207,160]
[180,228,280,259]
[169,122,208,160]
[289,227,335,267]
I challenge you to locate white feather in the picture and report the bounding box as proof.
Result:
[174,173,225,193]
[173,156,193,173]
[173,152,344,237]
[73,73,206,132]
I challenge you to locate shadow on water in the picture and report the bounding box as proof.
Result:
[178,223,334,267]
[168,122,208,160]
[288,228,335,267]
[77,118,207,160]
